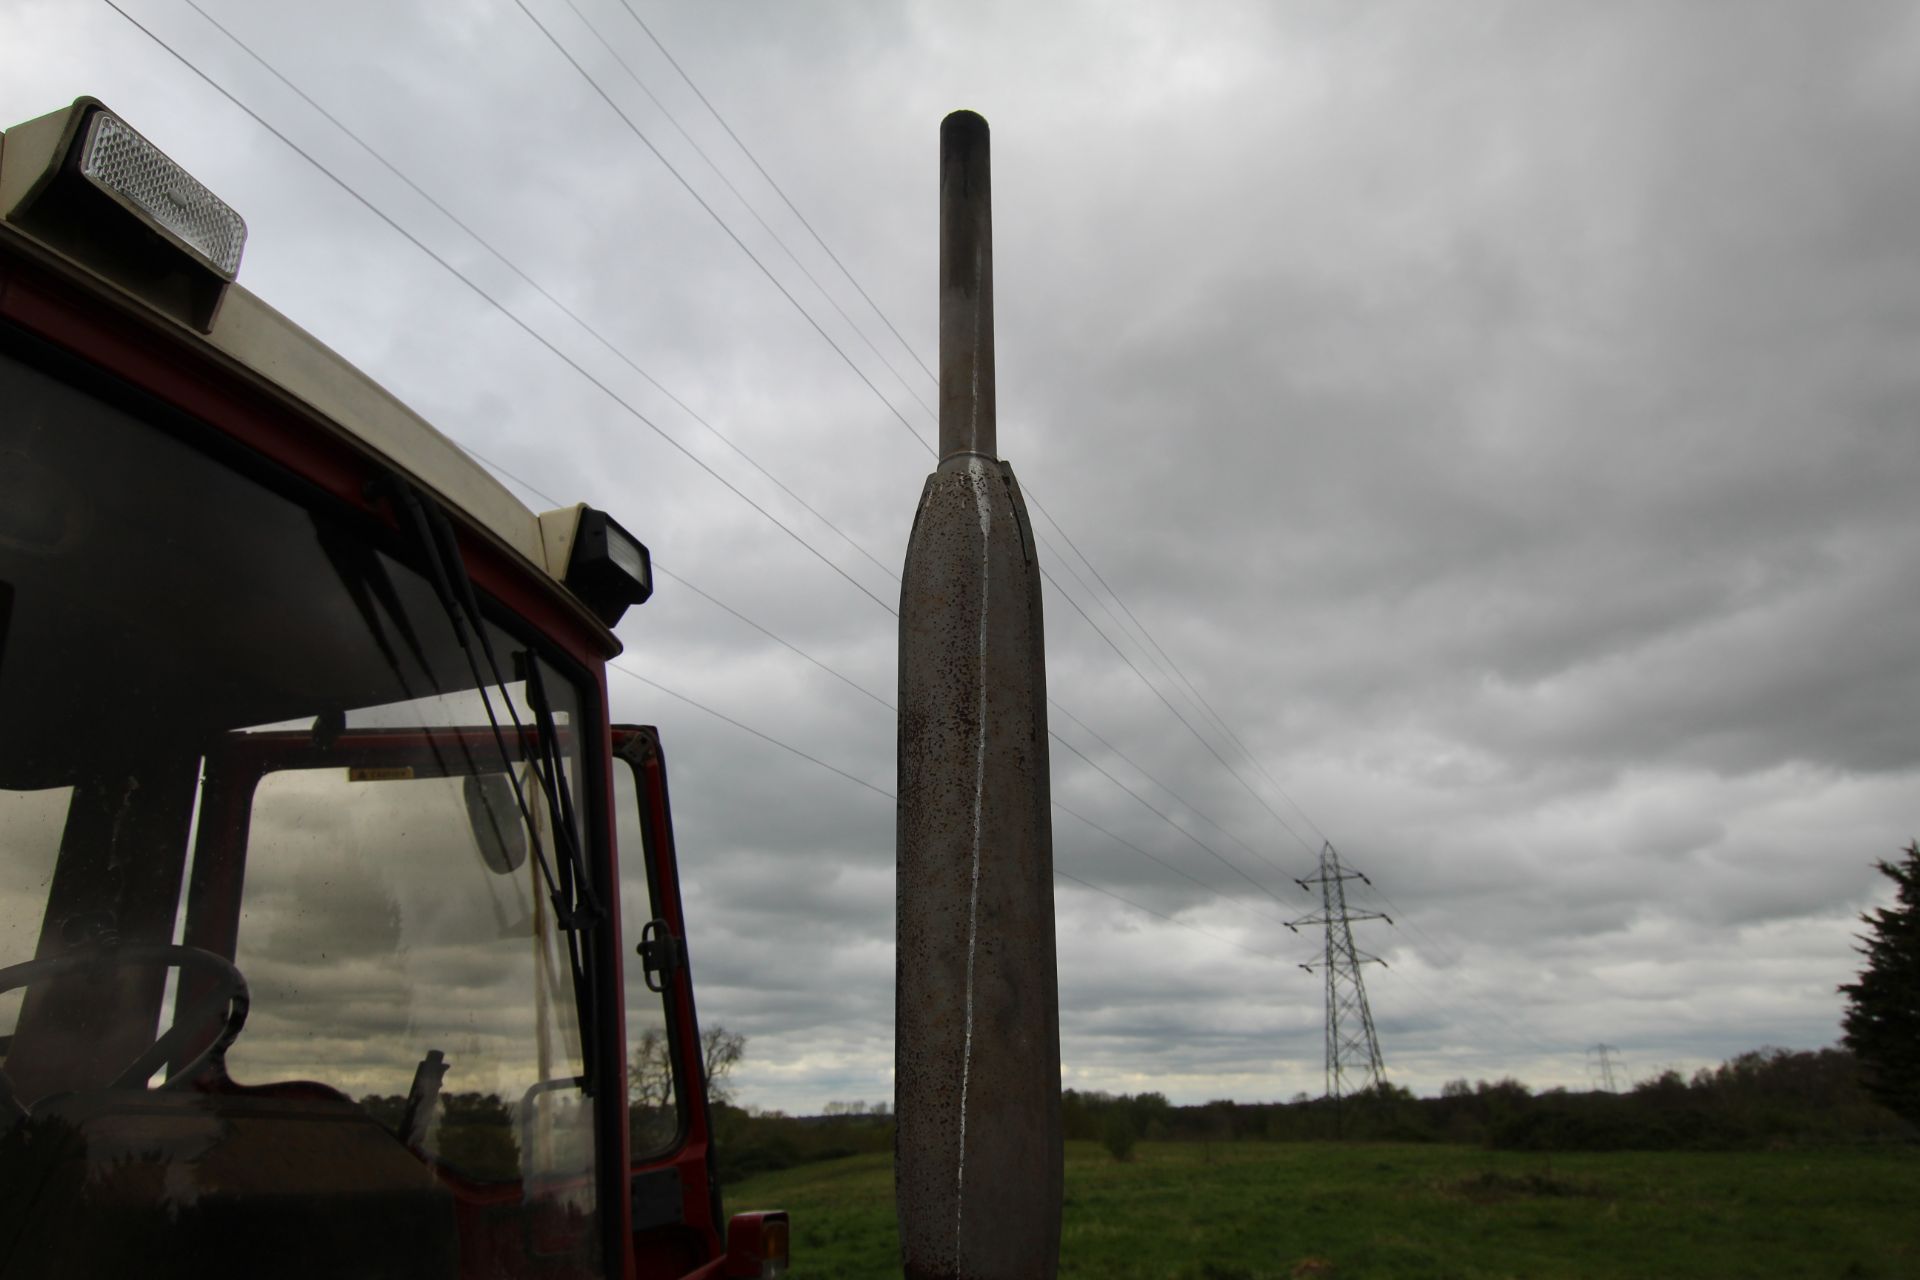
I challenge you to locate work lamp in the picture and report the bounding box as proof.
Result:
[0,97,245,329]
[75,109,246,278]
[563,506,653,628]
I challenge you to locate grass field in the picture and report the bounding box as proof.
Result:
[724,1140,1919,1279]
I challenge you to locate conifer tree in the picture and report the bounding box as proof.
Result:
[1839,841,1920,1127]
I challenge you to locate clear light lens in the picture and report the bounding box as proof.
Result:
[79,112,246,276]
[607,527,649,590]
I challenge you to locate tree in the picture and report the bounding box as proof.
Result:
[700,1026,747,1105]
[629,1024,748,1110]
[1840,842,1920,1127]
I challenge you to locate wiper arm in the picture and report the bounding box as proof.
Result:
[312,517,436,696]
[373,476,603,1085]
[522,653,603,1075]
[523,655,601,927]
[380,480,563,892]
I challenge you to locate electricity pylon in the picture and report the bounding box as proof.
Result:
[1289,842,1391,1101]
[1588,1043,1621,1093]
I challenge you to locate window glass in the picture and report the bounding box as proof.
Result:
[0,341,611,1276]
[614,755,679,1159]
[0,786,70,1043]
[191,657,608,1274]
[225,685,592,1189]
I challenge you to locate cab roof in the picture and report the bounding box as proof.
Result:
[0,98,618,655]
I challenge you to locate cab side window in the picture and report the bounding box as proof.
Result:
[614,756,682,1159]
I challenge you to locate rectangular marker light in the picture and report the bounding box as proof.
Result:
[78,111,246,278]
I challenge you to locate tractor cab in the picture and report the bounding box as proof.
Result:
[0,98,783,1278]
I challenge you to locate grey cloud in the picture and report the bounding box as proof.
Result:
[5,0,1916,1110]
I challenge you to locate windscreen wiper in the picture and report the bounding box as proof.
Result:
[312,518,436,697]
[372,475,603,1086]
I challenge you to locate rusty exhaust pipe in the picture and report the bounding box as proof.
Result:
[895,110,1062,1280]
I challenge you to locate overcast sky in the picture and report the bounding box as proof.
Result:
[4,0,1917,1112]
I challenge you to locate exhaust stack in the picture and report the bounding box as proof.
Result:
[895,110,1062,1280]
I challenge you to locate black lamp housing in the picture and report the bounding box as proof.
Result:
[564,507,652,628]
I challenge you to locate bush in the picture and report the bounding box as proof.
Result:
[709,1103,894,1185]
[1103,1114,1138,1162]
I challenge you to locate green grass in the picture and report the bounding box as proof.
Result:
[724,1140,1920,1279]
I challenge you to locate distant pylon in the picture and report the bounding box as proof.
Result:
[1588,1043,1621,1093]
[1289,842,1390,1100]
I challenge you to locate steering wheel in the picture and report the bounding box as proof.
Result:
[0,943,250,1123]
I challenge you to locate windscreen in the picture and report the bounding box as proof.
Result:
[0,339,609,1276]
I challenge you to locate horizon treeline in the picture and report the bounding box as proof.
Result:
[1067,1044,1913,1152]
[710,1045,1914,1182]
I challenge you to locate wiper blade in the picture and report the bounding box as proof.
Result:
[379,479,563,891]
[522,653,603,1074]
[523,655,601,927]
[372,475,603,1085]
[312,517,435,693]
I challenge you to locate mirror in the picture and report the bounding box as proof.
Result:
[463,772,528,875]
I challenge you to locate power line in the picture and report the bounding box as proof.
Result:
[1338,878,1569,1063]
[554,0,1347,870]
[113,1,1342,993]
[1027,510,1226,738]
[532,0,1348,874]
[1040,557,1317,860]
[530,0,1340,871]
[465,447,1299,944]
[340,11,1547,1080]
[173,0,901,592]
[1356,945,1567,1063]
[614,0,937,387]
[608,663,891,800]
[614,2,1294,821]
[1047,698,1275,870]
[129,2,1324,961]
[647,554,1290,927]
[1054,801,1293,932]
[605,669,1283,964]
[558,0,936,422]
[509,0,935,459]
[653,562,894,712]
[111,0,898,621]
[1027,487,1330,848]
[193,4,1276,872]
[1054,870,1287,965]
[1350,880,1459,968]
[1049,722,1296,911]
[661,563,1301,929]
[1033,524,1306,866]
